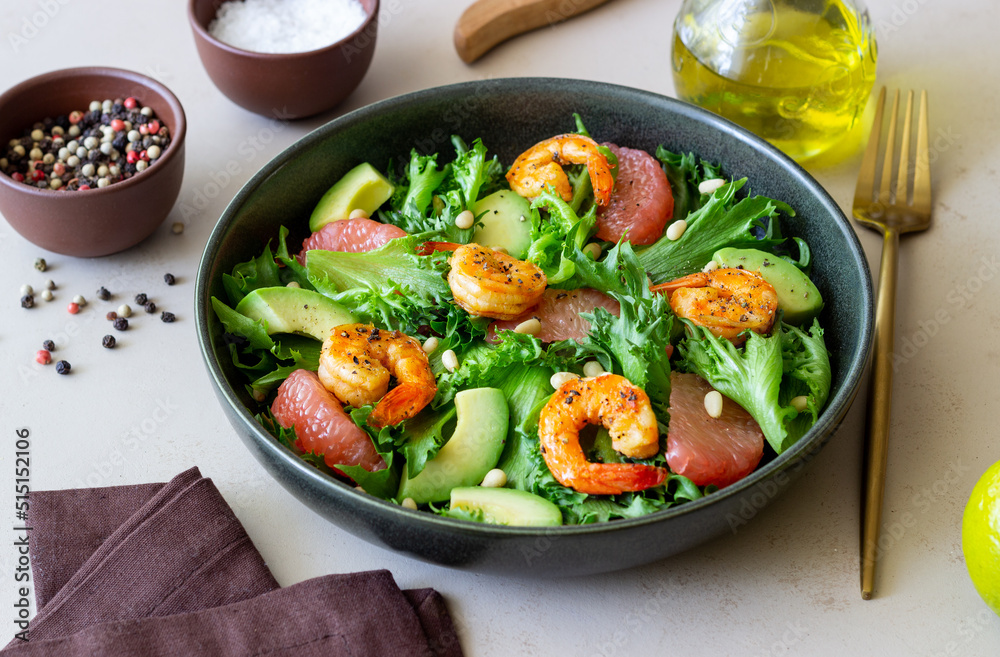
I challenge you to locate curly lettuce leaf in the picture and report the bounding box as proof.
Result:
[637,179,791,283]
[222,243,282,305]
[655,146,724,221]
[678,319,830,454]
[525,189,597,285]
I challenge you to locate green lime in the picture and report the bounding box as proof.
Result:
[962,459,1000,617]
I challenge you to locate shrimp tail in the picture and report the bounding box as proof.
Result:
[417,241,460,256]
[559,463,669,496]
[369,383,435,428]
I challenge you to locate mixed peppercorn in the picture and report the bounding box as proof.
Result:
[0,97,171,191]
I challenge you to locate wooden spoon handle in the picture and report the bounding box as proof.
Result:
[455,0,612,64]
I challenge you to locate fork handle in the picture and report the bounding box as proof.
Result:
[861,226,899,600]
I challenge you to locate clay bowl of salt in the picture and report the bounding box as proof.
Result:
[188,0,379,120]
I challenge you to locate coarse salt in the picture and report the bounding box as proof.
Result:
[209,0,368,54]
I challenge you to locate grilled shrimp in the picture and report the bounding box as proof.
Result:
[651,268,778,344]
[318,323,436,428]
[538,373,668,495]
[428,242,547,321]
[506,134,614,206]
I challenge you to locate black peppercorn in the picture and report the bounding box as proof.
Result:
[144,301,156,313]
[96,286,111,301]
[160,311,176,323]
[134,292,147,305]
[21,294,34,309]
[55,360,71,375]
[163,273,175,285]
[42,339,55,351]
[113,317,128,331]
[102,334,116,349]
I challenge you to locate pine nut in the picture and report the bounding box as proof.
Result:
[698,178,726,195]
[514,318,541,335]
[286,281,301,288]
[583,361,605,378]
[442,348,459,372]
[422,336,439,354]
[489,245,508,255]
[455,210,475,230]
[401,497,418,510]
[702,260,719,273]
[481,469,507,488]
[704,390,724,418]
[348,208,369,220]
[583,243,601,260]
[790,395,809,412]
[550,371,580,389]
[666,220,687,241]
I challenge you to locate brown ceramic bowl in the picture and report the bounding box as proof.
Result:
[0,67,186,257]
[188,0,379,120]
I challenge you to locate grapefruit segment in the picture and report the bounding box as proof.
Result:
[271,369,386,472]
[488,288,620,343]
[297,217,407,264]
[596,143,673,245]
[666,372,763,488]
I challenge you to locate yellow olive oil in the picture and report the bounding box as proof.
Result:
[672,0,877,161]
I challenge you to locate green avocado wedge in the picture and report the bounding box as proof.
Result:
[449,487,563,527]
[234,287,356,341]
[309,163,395,232]
[713,247,824,325]
[472,190,533,259]
[397,388,508,504]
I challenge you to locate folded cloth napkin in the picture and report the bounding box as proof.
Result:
[6,467,462,657]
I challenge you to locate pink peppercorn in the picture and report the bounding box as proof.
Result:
[36,350,51,365]
[111,119,125,132]
[140,150,149,161]
[67,302,80,314]
[53,163,66,177]
[124,97,138,109]
[31,169,45,181]
[127,151,140,164]
[139,124,149,136]
[11,172,24,183]
[78,184,90,190]
[147,120,160,133]
[69,110,83,124]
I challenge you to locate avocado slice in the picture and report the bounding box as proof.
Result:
[309,163,395,232]
[472,190,533,259]
[449,487,563,527]
[713,247,824,325]
[234,287,356,341]
[397,388,508,504]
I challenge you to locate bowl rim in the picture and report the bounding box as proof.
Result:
[187,0,380,59]
[197,77,874,538]
[0,66,187,199]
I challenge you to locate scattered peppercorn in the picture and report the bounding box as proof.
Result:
[41,289,53,302]
[45,279,56,290]
[144,301,156,313]
[160,311,176,323]
[36,350,51,365]
[72,294,86,306]
[34,257,47,272]
[134,292,147,305]
[67,301,80,314]
[55,360,71,375]
[96,286,111,301]
[113,317,128,331]
[42,339,55,351]
[163,273,176,285]
[106,311,118,320]
[21,295,34,309]
[102,334,117,349]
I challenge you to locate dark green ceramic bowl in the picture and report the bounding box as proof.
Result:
[196,78,873,576]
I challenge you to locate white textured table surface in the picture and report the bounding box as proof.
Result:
[2,0,999,654]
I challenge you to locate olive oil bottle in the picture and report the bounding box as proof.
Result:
[672,0,877,161]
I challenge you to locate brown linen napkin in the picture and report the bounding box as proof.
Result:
[9,467,463,657]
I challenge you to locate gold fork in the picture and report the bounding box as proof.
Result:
[854,87,931,600]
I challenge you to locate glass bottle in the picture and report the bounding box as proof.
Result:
[672,0,877,162]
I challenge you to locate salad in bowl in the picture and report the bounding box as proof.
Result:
[211,114,832,528]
